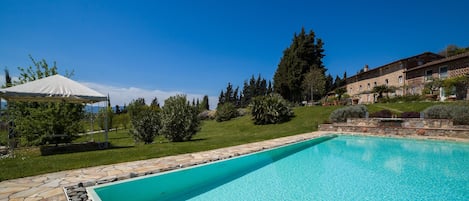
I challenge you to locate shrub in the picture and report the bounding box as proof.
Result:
[160,95,200,142]
[329,105,367,123]
[237,108,250,117]
[400,111,421,118]
[251,93,293,125]
[129,108,161,144]
[423,105,469,125]
[423,105,452,119]
[370,110,392,118]
[197,110,216,120]
[215,102,239,122]
[452,106,469,125]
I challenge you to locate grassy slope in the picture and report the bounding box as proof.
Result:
[366,102,443,114]
[0,106,339,181]
[0,101,459,181]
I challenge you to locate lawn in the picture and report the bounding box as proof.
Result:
[0,106,339,181]
[0,101,458,181]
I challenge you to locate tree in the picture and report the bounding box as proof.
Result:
[238,74,271,107]
[115,105,121,114]
[218,90,225,106]
[160,95,200,142]
[97,106,113,130]
[218,83,241,107]
[442,75,469,99]
[372,85,395,101]
[127,98,146,118]
[335,87,347,101]
[150,97,160,109]
[273,27,326,103]
[302,66,326,102]
[3,68,13,88]
[267,81,273,94]
[333,75,342,89]
[129,107,160,144]
[6,56,83,145]
[439,45,469,57]
[325,74,334,93]
[342,71,347,86]
[114,113,130,129]
[201,95,210,111]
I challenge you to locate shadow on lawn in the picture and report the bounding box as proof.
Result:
[40,142,134,156]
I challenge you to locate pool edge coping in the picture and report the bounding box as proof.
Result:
[2,131,468,201]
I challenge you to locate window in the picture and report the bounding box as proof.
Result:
[418,60,423,65]
[439,66,448,79]
[398,75,403,84]
[374,81,377,87]
[367,83,370,90]
[385,79,389,86]
[425,70,433,81]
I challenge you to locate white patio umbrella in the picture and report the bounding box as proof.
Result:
[0,74,109,148]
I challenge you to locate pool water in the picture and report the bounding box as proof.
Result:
[88,135,469,201]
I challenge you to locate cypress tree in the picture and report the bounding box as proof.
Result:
[241,81,251,107]
[218,90,225,106]
[343,71,347,85]
[273,27,325,103]
[267,81,273,94]
[201,95,209,110]
[325,74,334,93]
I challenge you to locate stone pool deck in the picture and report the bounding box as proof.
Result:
[0,131,332,201]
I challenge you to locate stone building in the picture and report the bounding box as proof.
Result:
[405,52,469,100]
[345,52,443,104]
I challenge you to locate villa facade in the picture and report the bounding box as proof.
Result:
[345,52,443,104]
[405,52,469,100]
[345,52,469,104]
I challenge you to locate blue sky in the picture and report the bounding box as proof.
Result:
[1,0,468,108]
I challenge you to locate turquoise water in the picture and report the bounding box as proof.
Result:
[88,135,469,201]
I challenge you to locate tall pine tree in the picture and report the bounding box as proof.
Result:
[273,28,325,103]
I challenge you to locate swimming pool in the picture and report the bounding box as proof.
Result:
[87,135,469,201]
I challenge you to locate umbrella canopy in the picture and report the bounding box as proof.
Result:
[0,74,107,103]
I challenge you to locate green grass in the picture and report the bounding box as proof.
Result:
[0,106,339,181]
[0,101,463,181]
[366,102,449,114]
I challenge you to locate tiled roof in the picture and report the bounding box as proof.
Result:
[404,52,469,72]
[348,52,441,78]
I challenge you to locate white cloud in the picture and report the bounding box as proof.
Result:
[81,82,219,110]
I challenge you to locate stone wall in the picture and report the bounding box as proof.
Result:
[319,118,469,139]
[345,118,454,128]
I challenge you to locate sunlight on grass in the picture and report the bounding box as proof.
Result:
[0,102,457,181]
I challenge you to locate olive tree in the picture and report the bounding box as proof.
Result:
[160,95,200,142]
[129,107,161,144]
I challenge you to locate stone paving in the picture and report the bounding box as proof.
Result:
[0,131,330,201]
[3,131,468,201]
